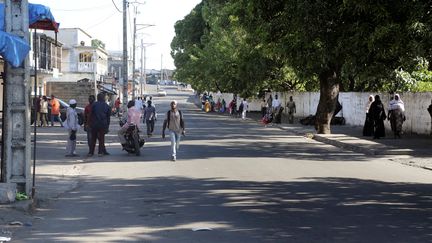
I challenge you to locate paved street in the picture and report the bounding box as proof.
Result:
[5,88,432,242]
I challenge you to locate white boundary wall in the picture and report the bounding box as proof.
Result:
[213,92,432,135]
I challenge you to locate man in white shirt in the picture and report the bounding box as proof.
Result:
[135,97,143,112]
[272,94,281,109]
[241,98,249,120]
[65,99,79,157]
[272,95,283,124]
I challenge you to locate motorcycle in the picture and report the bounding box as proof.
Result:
[119,118,145,156]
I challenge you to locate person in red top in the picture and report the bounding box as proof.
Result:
[84,95,95,150]
[114,97,121,117]
[50,95,63,127]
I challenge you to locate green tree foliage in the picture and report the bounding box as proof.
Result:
[171,0,431,133]
[91,39,106,50]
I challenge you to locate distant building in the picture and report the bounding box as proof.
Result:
[107,50,135,99]
[44,28,108,84]
[37,28,113,106]
[107,50,133,84]
[29,32,63,96]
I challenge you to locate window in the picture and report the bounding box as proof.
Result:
[79,52,93,62]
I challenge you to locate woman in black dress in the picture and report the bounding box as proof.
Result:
[363,95,374,136]
[369,95,386,139]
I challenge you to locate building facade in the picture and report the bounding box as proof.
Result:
[43,28,108,93]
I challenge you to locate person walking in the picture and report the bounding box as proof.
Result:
[260,98,268,118]
[33,95,41,126]
[84,95,95,150]
[272,94,283,124]
[65,99,79,157]
[50,95,63,127]
[162,100,185,161]
[241,98,249,120]
[89,93,111,157]
[221,99,226,113]
[388,94,406,138]
[286,96,296,124]
[428,99,432,135]
[114,97,121,117]
[369,95,386,139]
[229,98,237,117]
[143,100,157,137]
[39,96,49,127]
[135,97,143,112]
[363,95,374,136]
[267,94,273,110]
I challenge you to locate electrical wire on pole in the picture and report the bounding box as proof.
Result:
[111,0,123,13]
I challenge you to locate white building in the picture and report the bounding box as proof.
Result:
[44,28,108,85]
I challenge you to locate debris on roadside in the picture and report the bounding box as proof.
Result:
[8,221,23,226]
[0,236,11,242]
[192,227,212,232]
[15,192,28,201]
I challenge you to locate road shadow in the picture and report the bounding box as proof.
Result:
[17,176,432,242]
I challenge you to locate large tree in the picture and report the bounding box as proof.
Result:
[172,0,430,133]
[240,0,429,133]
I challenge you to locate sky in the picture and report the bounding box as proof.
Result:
[33,0,202,70]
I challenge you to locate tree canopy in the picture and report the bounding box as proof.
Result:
[171,0,431,133]
[91,39,106,50]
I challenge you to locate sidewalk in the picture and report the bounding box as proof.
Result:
[273,122,431,156]
[0,125,85,239]
[242,111,432,170]
[245,112,430,154]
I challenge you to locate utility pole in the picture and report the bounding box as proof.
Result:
[132,6,137,99]
[122,0,128,107]
[93,50,98,97]
[2,0,31,195]
[160,54,163,83]
[140,39,144,97]
[140,41,155,96]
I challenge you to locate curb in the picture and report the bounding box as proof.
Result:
[312,134,375,155]
[273,124,406,156]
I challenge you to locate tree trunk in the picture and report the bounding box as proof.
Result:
[315,67,340,134]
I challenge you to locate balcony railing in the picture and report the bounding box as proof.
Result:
[78,62,95,73]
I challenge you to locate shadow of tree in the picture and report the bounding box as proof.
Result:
[17,176,432,242]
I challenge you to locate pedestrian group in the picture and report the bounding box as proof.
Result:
[363,93,407,139]
[61,93,186,161]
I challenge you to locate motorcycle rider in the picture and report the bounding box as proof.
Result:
[118,100,141,147]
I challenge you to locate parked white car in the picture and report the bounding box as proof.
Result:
[157,90,167,96]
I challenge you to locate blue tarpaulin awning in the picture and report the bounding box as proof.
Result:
[0,3,59,32]
[0,31,31,67]
[0,3,59,67]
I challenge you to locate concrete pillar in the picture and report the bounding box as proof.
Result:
[1,0,31,195]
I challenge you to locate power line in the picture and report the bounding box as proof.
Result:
[86,12,118,30]
[111,0,123,13]
[52,5,111,12]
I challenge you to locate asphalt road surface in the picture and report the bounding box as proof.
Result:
[14,88,432,242]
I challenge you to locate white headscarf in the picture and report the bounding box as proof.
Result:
[389,94,405,112]
[365,95,374,113]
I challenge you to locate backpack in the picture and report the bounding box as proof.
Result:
[164,110,184,131]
